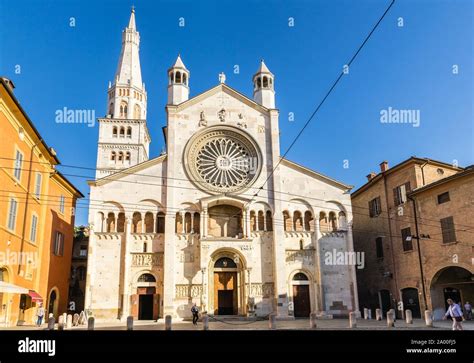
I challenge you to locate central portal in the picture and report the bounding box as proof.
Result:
[213,257,239,315]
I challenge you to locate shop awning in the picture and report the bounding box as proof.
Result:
[28,290,43,302]
[0,281,29,294]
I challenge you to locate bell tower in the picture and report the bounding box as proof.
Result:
[253,60,275,109]
[167,55,190,105]
[95,7,151,179]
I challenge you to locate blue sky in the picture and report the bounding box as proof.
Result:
[0,0,472,226]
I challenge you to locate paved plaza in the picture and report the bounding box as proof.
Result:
[3,318,474,331]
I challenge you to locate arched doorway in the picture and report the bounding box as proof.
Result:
[430,266,473,320]
[48,289,58,318]
[131,273,159,320]
[401,287,421,318]
[378,289,392,317]
[291,272,311,317]
[209,250,246,316]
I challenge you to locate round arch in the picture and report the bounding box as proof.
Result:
[47,287,60,319]
[288,269,316,317]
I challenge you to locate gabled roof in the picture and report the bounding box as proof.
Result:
[166,83,273,114]
[280,158,352,191]
[89,154,167,187]
[409,165,473,196]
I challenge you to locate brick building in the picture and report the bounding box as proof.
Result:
[351,157,472,319]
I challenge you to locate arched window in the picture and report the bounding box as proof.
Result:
[250,211,257,231]
[109,103,114,117]
[132,212,142,233]
[293,272,309,281]
[257,77,261,88]
[193,212,200,234]
[111,151,116,162]
[319,212,328,232]
[112,126,118,137]
[175,212,183,233]
[117,212,125,233]
[214,257,237,268]
[106,212,115,232]
[118,152,124,162]
[96,212,105,232]
[175,71,182,83]
[133,104,141,119]
[138,273,156,283]
[283,211,291,231]
[304,211,313,232]
[169,72,174,84]
[293,211,303,231]
[156,212,165,233]
[338,211,347,229]
[266,210,273,231]
[299,239,304,250]
[329,211,337,231]
[145,212,154,233]
[127,127,132,138]
[125,152,131,162]
[183,73,187,85]
[119,102,128,118]
[258,211,265,231]
[263,76,268,87]
[143,242,147,253]
[184,212,192,233]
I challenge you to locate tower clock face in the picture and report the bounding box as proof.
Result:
[184,125,262,194]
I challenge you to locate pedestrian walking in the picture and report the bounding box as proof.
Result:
[36,303,45,327]
[191,303,199,325]
[443,299,464,330]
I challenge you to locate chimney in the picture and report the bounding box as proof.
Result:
[1,77,15,92]
[366,172,377,181]
[380,161,389,173]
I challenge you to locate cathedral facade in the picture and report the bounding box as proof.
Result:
[85,9,359,321]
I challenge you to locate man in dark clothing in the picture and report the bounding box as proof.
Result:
[191,303,199,325]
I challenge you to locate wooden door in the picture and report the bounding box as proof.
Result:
[293,285,310,317]
[130,294,138,319]
[214,272,237,315]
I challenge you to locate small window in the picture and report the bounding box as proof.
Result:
[369,197,382,217]
[125,152,131,161]
[119,127,125,138]
[375,237,383,258]
[214,257,237,268]
[112,126,118,137]
[437,192,450,204]
[30,214,38,243]
[127,127,132,138]
[401,227,413,251]
[59,195,65,214]
[393,182,411,206]
[111,151,116,161]
[441,216,456,243]
[34,173,42,199]
[7,198,18,231]
[79,246,87,257]
[14,150,23,180]
[293,272,308,281]
[138,273,156,282]
[53,231,64,256]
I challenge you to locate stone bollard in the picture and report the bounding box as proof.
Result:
[127,316,134,330]
[202,314,209,330]
[405,309,413,324]
[269,313,277,329]
[47,316,55,330]
[88,316,95,330]
[349,312,357,328]
[375,308,382,321]
[424,310,433,327]
[165,315,172,330]
[73,313,79,326]
[66,314,73,329]
[363,308,369,320]
[62,313,67,324]
[310,313,317,329]
[368,309,372,320]
[49,313,53,319]
[388,308,396,321]
[58,315,65,330]
[387,311,395,327]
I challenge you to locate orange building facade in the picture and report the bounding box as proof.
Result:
[0,77,83,326]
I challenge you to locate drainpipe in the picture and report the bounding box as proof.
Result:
[408,195,428,312]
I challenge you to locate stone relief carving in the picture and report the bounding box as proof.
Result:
[131,253,164,267]
[245,283,274,298]
[218,108,226,122]
[175,284,203,298]
[258,125,265,133]
[199,111,207,127]
[285,250,314,265]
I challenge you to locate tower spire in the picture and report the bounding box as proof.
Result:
[128,6,136,30]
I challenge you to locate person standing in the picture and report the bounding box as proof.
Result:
[191,303,199,325]
[464,301,472,321]
[443,299,464,330]
[36,303,45,327]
